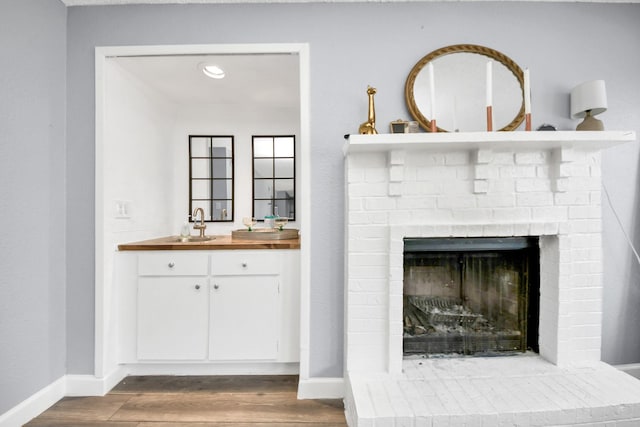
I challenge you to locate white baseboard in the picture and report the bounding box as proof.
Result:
[615,363,640,379]
[66,366,128,396]
[0,376,66,427]
[0,368,127,426]
[297,377,344,399]
[123,362,299,376]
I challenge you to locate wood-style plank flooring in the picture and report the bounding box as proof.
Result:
[25,375,347,426]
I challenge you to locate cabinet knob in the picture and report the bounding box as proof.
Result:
[195,284,200,290]
[213,284,219,290]
[241,262,248,268]
[168,262,175,268]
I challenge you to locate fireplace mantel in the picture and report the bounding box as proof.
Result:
[344,130,635,154]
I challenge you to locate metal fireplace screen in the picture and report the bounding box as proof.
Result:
[403,237,539,357]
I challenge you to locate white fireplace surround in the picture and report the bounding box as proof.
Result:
[343,131,640,426]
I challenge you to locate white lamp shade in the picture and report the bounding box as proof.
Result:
[570,80,607,119]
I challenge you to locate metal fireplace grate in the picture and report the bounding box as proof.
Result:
[403,237,539,357]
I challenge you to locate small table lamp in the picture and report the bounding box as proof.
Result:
[570,80,607,131]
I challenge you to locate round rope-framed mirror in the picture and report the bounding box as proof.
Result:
[405,44,525,132]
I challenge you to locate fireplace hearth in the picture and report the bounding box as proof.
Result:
[403,237,540,357]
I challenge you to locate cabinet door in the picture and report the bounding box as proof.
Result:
[137,277,208,360]
[210,276,279,360]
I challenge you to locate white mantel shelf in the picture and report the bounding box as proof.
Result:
[343,130,636,155]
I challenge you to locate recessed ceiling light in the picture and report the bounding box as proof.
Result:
[201,64,225,79]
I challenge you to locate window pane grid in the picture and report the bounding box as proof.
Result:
[251,135,295,221]
[191,155,233,158]
[189,135,234,223]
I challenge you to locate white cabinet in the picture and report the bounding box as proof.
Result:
[125,249,299,365]
[210,276,279,360]
[137,277,208,360]
[210,250,280,361]
[135,252,209,360]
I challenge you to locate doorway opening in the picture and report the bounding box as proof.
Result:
[95,43,310,391]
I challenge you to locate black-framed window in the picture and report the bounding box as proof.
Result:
[252,135,295,221]
[189,135,234,222]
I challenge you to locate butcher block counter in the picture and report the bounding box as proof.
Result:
[117,234,300,251]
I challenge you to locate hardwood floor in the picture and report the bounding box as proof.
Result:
[25,375,347,427]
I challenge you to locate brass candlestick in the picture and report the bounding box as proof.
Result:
[358,86,378,135]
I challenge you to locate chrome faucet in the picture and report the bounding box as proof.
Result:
[192,207,207,237]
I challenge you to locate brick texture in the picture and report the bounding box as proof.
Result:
[343,146,627,425]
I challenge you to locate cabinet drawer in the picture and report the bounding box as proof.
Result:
[211,251,279,276]
[138,252,209,276]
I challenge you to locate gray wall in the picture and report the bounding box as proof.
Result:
[0,0,67,414]
[1,2,639,413]
[65,2,640,376]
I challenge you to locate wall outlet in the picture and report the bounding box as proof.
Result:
[115,200,131,219]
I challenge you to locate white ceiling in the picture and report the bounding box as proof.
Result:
[61,0,640,5]
[113,53,300,108]
[60,0,430,4]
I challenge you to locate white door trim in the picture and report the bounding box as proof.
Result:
[94,42,311,387]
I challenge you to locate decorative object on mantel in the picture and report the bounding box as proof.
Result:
[358,86,378,135]
[390,119,409,134]
[405,44,526,133]
[571,80,607,131]
[428,62,437,132]
[524,68,532,131]
[486,61,493,132]
[537,123,557,131]
[390,119,420,134]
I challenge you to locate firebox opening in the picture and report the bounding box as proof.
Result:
[403,237,540,358]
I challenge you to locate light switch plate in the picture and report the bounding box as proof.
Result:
[115,200,131,219]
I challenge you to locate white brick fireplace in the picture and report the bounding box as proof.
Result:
[343,131,640,426]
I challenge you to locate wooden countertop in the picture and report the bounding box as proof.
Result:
[118,235,301,251]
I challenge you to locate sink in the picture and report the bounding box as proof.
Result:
[171,236,215,243]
